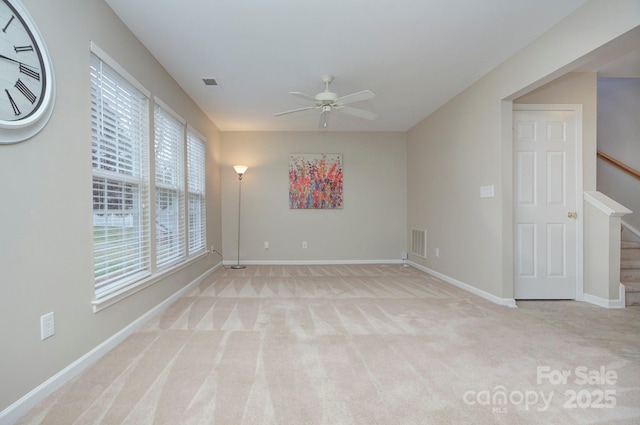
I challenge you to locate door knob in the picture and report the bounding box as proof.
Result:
[567,211,577,219]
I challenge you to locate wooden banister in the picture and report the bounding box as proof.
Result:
[597,150,640,181]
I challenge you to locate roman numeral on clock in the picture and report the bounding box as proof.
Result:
[2,15,14,33]
[14,45,34,53]
[15,79,36,104]
[5,89,20,115]
[19,64,40,80]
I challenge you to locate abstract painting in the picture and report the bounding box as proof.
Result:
[289,153,343,209]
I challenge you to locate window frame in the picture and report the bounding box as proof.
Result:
[153,98,187,270]
[90,43,151,300]
[90,43,207,312]
[187,126,207,256]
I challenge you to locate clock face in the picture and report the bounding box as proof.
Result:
[0,0,55,143]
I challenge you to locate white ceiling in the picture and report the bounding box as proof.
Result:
[104,0,597,132]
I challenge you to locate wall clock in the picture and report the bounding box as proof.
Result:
[0,0,55,144]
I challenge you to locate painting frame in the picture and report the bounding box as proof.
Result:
[289,153,343,209]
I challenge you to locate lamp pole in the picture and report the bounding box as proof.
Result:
[231,165,248,269]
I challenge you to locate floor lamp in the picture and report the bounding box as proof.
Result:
[231,165,248,269]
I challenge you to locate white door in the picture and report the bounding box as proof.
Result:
[513,107,579,299]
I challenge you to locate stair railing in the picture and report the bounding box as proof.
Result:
[597,150,640,181]
[597,150,640,240]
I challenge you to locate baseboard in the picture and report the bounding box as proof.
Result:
[408,261,517,308]
[582,283,626,309]
[0,263,221,425]
[224,259,404,266]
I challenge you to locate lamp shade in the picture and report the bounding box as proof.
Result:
[233,165,248,176]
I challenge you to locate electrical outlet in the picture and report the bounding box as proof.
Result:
[264,241,269,249]
[435,248,440,258]
[41,312,55,340]
[302,241,308,249]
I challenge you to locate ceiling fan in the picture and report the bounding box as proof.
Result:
[274,75,377,128]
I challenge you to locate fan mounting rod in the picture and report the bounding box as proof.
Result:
[317,75,337,103]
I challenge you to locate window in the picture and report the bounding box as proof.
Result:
[90,48,150,297]
[187,128,206,255]
[154,101,185,269]
[90,44,207,306]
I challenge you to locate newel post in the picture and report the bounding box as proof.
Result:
[583,191,632,308]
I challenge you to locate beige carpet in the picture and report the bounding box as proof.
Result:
[15,265,640,424]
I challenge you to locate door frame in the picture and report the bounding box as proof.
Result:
[512,104,584,300]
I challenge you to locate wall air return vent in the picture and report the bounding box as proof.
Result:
[411,228,427,258]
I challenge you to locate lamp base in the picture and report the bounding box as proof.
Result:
[230,265,246,269]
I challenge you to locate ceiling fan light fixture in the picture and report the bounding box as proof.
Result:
[316,91,337,102]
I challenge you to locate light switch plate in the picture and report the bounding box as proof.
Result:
[480,185,495,198]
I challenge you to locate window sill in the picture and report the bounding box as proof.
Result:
[92,251,208,313]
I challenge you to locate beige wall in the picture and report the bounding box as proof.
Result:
[3,0,640,418]
[407,0,640,300]
[220,132,407,263]
[0,0,221,413]
[597,77,640,232]
[515,72,598,191]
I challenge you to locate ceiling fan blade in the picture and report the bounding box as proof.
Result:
[335,90,375,105]
[318,110,330,129]
[274,106,315,117]
[338,106,377,121]
[290,92,318,103]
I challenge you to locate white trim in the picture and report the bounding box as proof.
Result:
[224,259,403,266]
[154,96,186,125]
[581,284,626,309]
[90,41,150,97]
[584,191,632,217]
[513,104,583,112]
[0,263,221,425]
[224,259,516,307]
[93,251,208,312]
[408,261,518,308]
[187,124,206,143]
[574,105,584,302]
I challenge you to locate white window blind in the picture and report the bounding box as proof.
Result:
[154,102,186,269]
[187,128,206,255]
[90,52,150,297]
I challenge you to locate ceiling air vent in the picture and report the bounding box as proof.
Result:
[202,78,219,86]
